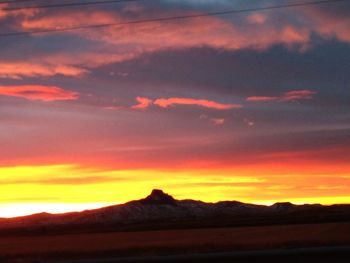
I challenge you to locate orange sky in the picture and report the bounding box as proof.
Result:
[1,161,349,217]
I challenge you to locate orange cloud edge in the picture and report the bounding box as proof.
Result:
[246,89,317,102]
[0,85,79,101]
[131,97,242,110]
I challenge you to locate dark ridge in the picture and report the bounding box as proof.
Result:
[272,202,295,210]
[0,189,350,236]
[139,189,177,206]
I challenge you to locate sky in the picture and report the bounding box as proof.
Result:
[0,0,350,217]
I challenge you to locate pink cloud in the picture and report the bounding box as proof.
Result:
[103,106,123,110]
[153,97,242,110]
[281,90,317,101]
[6,8,318,76]
[0,85,79,101]
[247,13,267,25]
[131,97,241,110]
[246,90,317,103]
[199,115,225,125]
[0,4,38,21]
[0,62,87,79]
[246,96,278,102]
[1,5,348,79]
[131,97,153,110]
[302,6,350,43]
[244,118,255,127]
[211,118,225,125]
[19,9,312,52]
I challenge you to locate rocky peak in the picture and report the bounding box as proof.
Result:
[140,189,177,206]
[272,202,295,211]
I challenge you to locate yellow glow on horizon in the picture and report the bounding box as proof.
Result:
[0,164,349,218]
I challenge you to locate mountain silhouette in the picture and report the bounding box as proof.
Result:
[139,189,177,205]
[0,189,349,235]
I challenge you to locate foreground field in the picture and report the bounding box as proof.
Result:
[56,247,350,263]
[1,222,350,261]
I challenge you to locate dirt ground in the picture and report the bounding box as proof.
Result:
[1,222,350,260]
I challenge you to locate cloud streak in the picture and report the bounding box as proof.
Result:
[131,96,153,110]
[0,85,79,101]
[246,90,317,102]
[132,97,242,110]
[211,118,225,125]
[154,97,242,110]
[0,62,87,79]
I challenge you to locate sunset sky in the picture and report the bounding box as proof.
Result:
[1,0,350,217]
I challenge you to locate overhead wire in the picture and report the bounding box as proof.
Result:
[0,0,43,4]
[1,0,141,10]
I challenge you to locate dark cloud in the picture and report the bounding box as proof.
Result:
[91,42,350,101]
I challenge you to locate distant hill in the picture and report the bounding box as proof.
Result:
[0,189,349,235]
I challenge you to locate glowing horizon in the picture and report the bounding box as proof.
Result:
[1,164,349,218]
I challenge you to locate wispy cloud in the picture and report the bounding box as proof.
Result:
[281,90,317,101]
[211,118,225,125]
[0,62,87,79]
[246,96,278,102]
[0,85,79,101]
[199,115,225,126]
[131,97,153,110]
[153,97,242,110]
[131,97,241,110]
[246,90,317,102]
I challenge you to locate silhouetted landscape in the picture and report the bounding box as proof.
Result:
[1,189,350,235]
[1,190,350,262]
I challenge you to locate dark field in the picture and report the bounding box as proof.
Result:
[1,222,350,262]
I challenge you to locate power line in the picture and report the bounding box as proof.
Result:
[0,0,347,38]
[1,0,140,11]
[0,0,41,4]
